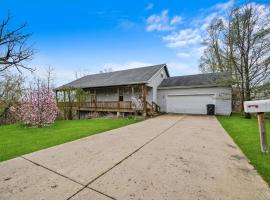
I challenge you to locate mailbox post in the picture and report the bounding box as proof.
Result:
[257,112,268,153]
[244,100,270,154]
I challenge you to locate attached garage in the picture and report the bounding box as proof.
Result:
[157,73,232,115]
[166,94,214,114]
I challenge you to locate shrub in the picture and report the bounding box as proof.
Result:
[20,86,58,127]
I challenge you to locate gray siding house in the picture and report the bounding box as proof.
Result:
[56,64,232,116]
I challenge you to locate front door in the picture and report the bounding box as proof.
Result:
[119,88,124,101]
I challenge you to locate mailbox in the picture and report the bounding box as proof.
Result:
[244,99,269,153]
[244,99,270,113]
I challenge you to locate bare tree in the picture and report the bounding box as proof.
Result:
[199,3,270,118]
[45,65,55,90]
[0,13,34,73]
[0,73,24,124]
[99,67,113,73]
[74,70,89,79]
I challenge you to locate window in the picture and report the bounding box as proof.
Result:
[119,95,123,101]
[161,71,164,78]
[119,88,124,101]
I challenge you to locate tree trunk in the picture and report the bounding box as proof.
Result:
[244,64,251,119]
[240,75,245,113]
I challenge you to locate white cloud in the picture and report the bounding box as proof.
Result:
[215,0,234,11]
[170,16,183,25]
[117,19,136,30]
[144,0,250,75]
[145,3,154,10]
[146,10,182,32]
[146,10,171,31]
[144,0,241,62]
[163,28,202,48]
[176,52,190,57]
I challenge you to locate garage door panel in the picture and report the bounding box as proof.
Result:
[166,95,214,114]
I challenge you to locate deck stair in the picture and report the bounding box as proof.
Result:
[146,101,161,117]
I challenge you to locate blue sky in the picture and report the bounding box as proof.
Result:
[1,0,269,85]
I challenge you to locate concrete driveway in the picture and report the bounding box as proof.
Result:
[1,115,270,200]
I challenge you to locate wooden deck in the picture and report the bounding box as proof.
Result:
[58,101,140,113]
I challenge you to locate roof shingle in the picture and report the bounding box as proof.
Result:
[56,64,167,90]
[159,72,230,88]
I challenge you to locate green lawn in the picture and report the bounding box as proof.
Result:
[217,113,270,186]
[0,118,139,162]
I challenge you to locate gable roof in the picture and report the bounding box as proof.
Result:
[159,72,231,88]
[56,64,168,90]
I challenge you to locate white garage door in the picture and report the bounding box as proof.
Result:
[166,94,214,114]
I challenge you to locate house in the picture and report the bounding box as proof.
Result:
[56,64,232,116]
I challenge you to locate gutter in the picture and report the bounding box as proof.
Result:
[55,81,149,91]
[158,84,231,90]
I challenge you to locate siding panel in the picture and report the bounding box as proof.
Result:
[157,87,232,115]
[147,68,168,103]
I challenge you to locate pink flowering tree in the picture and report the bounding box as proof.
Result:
[20,85,58,127]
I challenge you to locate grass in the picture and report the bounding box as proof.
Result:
[217,113,270,186]
[0,118,139,162]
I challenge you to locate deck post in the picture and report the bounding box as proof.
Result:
[63,90,66,119]
[143,84,147,116]
[94,89,97,111]
[131,86,134,96]
[55,90,59,118]
[78,90,81,120]
[55,90,58,102]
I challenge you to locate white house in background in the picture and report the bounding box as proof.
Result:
[56,64,232,116]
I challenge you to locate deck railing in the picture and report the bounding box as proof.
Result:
[58,101,135,112]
